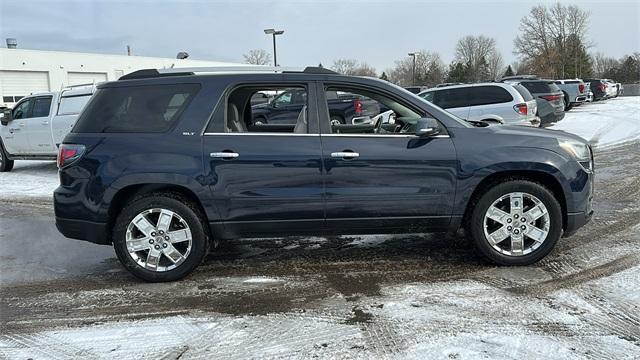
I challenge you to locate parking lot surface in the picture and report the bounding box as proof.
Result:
[1,98,639,359]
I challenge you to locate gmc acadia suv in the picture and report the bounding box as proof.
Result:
[53,67,594,282]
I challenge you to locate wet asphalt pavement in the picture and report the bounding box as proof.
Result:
[1,141,639,359]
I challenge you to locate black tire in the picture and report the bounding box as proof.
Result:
[467,180,562,266]
[0,141,14,172]
[113,193,209,282]
[562,92,572,111]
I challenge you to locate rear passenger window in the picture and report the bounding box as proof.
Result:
[31,97,52,118]
[225,86,308,133]
[73,84,199,133]
[520,81,551,94]
[468,86,513,106]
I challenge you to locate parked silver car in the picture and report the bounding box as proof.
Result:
[502,79,565,127]
[418,83,538,126]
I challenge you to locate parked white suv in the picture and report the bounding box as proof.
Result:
[418,83,538,126]
[0,85,95,171]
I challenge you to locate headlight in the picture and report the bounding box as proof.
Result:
[559,139,593,171]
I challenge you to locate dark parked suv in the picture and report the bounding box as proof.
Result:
[54,67,594,282]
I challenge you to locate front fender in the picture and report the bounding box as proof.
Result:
[453,146,579,215]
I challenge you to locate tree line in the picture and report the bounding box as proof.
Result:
[242,3,640,86]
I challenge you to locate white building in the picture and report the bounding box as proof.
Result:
[0,47,244,107]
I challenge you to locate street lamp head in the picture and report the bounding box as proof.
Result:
[408,52,417,57]
[264,29,284,35]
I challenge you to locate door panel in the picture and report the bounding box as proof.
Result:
[24,96,55,154]
[321,135,457,232]
[3,98,32,154]
[202,134,324,237]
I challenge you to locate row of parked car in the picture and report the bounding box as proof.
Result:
[415,75,623,128]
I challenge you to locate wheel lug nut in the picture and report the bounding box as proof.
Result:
[521,225,526,230]
[151,232,156,236]
[165,236,170,241]
[514,214,519,219]
[162,243,168,248]
[521,218,526,222]
[514,229,520,234]
[507,226,512,231]
[507,219,512,223]
[154,245,160,250]
[149,239,154,244]
[159,230,164,235]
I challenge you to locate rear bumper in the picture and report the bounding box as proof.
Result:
[56,217,111,245]
[573,95,587,103]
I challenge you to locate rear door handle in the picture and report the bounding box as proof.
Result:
[210,151,240,159]
[331,151,359,159]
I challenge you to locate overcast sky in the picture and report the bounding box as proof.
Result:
[1,0,638,71]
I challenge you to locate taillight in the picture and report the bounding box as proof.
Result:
[540,94,562,101]
[513,103,528,115]
[354,99,363,114]
[578,84,585,93]
[57,144,85,168]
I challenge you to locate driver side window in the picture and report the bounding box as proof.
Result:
[12,99,32,119]
[322,86,423,135]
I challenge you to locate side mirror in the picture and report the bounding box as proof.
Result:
[415,118,440,137]
[0,108,12,126]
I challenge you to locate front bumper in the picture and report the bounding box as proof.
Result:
[563,209,593,237]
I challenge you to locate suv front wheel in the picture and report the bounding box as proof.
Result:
[0,141,14,172]
[113,193,209,282]
[468,180,562,265]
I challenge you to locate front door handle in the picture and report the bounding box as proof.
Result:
[210,151,240,159]
[331,151,359,159]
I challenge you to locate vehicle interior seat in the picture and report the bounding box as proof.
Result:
[293,105,307,133]
[226,103,246,132]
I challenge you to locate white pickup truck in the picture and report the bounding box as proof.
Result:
[0,85,95,172]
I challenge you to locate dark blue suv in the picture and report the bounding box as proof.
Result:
[54,67,594,282]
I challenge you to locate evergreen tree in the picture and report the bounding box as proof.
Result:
[503,65,515,77]
[446,62,470,83]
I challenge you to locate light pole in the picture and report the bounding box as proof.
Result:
[264,28,284,67]
[408,52,417,86]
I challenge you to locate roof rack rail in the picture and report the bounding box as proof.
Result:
[119,66,339,80]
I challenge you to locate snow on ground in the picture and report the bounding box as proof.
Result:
[550,96,640,148]
[0,161,57,202]
[2,266,639,359]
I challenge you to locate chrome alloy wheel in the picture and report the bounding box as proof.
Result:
[126,208,192,272]
[483,192,551,256]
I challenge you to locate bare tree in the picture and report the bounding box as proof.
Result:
[243,49,272,65]
[455,35,502,81]
[592,52,620,77]
[386,50,445,87]
[514,3,591,78]
[487,49,504,81]
[331,59,377,77]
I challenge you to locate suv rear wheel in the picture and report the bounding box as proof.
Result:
[113,193,208,282]
[467,180,562,265]
[0,141,14,172]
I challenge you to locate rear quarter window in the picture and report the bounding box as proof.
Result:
[434,87,469,108]
[73,84,199,133]
[512,84,534,101]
